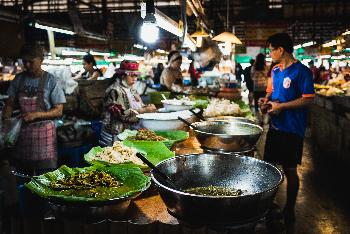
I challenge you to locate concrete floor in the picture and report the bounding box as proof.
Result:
[255,125,350,234]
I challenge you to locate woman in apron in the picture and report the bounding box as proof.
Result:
[2,44,66,175]
[100,60,156,146]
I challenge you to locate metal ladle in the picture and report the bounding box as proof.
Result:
[135,153,180,191]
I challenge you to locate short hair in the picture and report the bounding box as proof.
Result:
[83,54,97,66]
[20,44,44,60]
[254,53,266,71]
[267,33,294,54]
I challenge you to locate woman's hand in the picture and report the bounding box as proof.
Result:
[23,112,39,122]
[144,104,156,113]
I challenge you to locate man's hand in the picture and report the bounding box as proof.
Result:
[22,112,39,122]
[258,97,269,106]
[267,101,283,115]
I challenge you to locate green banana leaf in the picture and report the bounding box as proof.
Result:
[122,140,175,166]
[25,164,151,202]
[154,130,189,148]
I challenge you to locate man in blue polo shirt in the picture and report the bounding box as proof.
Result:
[259,33,315,223]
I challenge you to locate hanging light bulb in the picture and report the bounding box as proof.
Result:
[140,0,159,44]
[140,22,159,43]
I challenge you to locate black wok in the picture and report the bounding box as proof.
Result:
[151,154,283,225]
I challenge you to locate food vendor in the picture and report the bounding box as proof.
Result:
[75,54,103,80]
[160,51,183,91]
[2,44,66,174]
[100,60,156,146]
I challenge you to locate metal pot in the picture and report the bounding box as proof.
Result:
[206,116,255,124]
[191,121,263,152]
[151,154,283,225]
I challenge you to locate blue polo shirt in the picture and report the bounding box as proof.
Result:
[266,61,315,138]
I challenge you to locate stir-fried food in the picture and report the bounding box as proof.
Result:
[49,171,122,190]
[94,141,145,166]
[130,129,166,141]
[184,185,243,196]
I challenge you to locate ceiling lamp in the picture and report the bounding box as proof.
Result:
[140,0,159,44]
[191,20,209,47]
[212,32,242,44]
[213,32,242,55]
[211,0,242,55]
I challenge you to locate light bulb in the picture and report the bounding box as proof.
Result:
[196,37,203,47]
[140,22,159,44]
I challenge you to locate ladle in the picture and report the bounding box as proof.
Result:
[177,116,199,130]
[135,153,180,191]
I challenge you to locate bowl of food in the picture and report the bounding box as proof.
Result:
[151,153,283,225]
[161,98,195,112]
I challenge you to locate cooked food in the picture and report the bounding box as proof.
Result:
[49,171,122,197]
[203,98,241,117]
[184,185,243,196]
[130,128,166,141]
[50,171,121,190]
[94,141,145,166]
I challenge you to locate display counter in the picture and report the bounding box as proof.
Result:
[310,94,350,165]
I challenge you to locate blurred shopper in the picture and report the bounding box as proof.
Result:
[189,58,201,87]
[243,59,255,106]
[100,60,156,146]
[76,54,103,80]
[308,60,319,81]
[251,53,268,111]
[160,51,183,91]
[260,33,315,223]
[2,44,66,174]
[153,63,164,85]
[235,62,243,85]
[316,66,331,84]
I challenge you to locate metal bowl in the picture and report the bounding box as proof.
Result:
[206,116,255,124]
[151,154,283,225]
[191,121,263,152]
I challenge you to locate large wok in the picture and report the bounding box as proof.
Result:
[191,121,263,152]
[151,154,283,225]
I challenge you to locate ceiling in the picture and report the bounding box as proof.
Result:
[0,0,349,47]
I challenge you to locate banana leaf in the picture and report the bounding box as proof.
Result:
[25,164,150,202]
[154,130,189,148]
[122,140,175,166]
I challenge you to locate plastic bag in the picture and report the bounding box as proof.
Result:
[2,117,22,148]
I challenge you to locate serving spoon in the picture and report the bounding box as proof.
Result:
[135,152,181,191]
